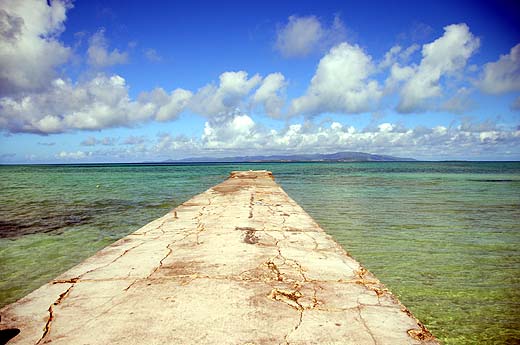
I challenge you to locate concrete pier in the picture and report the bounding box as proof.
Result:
[0,171,438,344]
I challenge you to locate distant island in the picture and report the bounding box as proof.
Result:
[164,151,416,163]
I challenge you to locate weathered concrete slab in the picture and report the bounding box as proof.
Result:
[0,170,438,344]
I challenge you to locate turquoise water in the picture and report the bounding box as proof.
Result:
[1,162,519,344]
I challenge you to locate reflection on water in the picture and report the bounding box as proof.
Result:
[0,162,519,344]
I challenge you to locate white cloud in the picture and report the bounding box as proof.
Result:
[56,150,91,160]
[80,136,97,146]
[153,133,199,156]
[290,42,382,116]
[146,114,520,160]
[80,136,117,146]
[190,71,261,117]
[441,87,473,113]
[395,23,480,113]
[401,44,420,61]
[0,0,71,95]
[385,63,415,92]
[478,43,520,94]
[0,74,192,134]
[379,44,419,70]
[64,111,518,161]
[275,15,346,58]
[379,46,402,70]
[144,48,162,62]
[252,73,287,118]
[138,88,193,121]
[1,69,297,134]
[122,135,146,145]
[202,114,259,149]
[87,28,128,67]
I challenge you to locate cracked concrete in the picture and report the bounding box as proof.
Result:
[0,170,438,345]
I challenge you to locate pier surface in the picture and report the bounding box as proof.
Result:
[1,171,438,344]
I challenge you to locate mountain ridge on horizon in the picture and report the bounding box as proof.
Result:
[164,151,416,163]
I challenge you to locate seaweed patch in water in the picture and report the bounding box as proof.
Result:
[0,213,92,238]
[468,179,514,183]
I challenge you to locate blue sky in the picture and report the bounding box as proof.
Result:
[0,0,519,162]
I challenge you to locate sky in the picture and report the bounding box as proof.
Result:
[0,0,519,163]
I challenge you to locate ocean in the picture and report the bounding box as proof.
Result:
[0,162,519,344]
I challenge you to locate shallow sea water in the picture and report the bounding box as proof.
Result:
[1,162,519,344]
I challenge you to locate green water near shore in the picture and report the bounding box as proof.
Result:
[1,162,519,344]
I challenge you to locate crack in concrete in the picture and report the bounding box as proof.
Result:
[36,239,153,343]
[40,242,149,338]
[88,242,146,277]
[267,230,313,345]
[356,305,378,345]
[128,195,224,290]
[269,288,304,345]
[36,284,74,344]
[52,278,78,284]
[139,214,173,236]
[272,234,309,284]
[193,196,216,245]
[283,311,303,345]
[127,230,199,291]
[302,232,319,251]
[237,194,397,344]
[195,209,206,245]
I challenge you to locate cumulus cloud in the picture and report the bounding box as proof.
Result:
[379,44,419,70]
[62,110,518,161]
[201,113,262,150]
[394,23,480,113]
[379,46,402,70]
[87,28,128,67]
[0,74,192,134]
[290,43,382,116]
[153,133,199,157]
[252,73,287,118]
[0,0,71,95]
[145,114,520,160]
[138,88,193,121]
[478,43,520,94]
[275,15,346,58]
[1,68,298,134]
[190,71,261,117]
[385,63,415,92]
